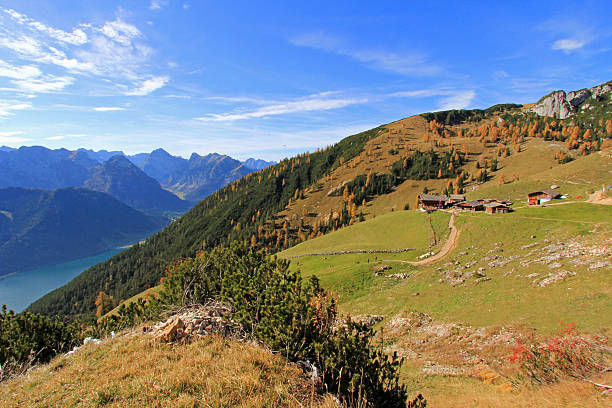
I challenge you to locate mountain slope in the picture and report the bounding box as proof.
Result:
[0,187,164,277]
[83,155,190,217]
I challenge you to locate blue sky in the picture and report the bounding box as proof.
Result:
[0,1,610,160]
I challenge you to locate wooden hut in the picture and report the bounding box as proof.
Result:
[455,200,484,212]
[418,194,449,210]
[484,202,510,214]
[527,190,561,205]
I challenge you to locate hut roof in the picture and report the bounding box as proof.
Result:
[419,194,449,201]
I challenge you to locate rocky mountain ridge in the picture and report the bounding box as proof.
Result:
[529,81,611,119]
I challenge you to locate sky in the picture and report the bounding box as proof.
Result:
[0,1,610,161]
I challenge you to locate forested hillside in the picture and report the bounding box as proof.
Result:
[28,126,384,318]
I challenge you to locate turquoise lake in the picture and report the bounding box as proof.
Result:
[0,248,123,312]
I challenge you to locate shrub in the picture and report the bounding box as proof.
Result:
[154,242,408,407]
[508,324,607,384]
[0,305,83,380]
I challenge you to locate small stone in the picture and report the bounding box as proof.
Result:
[157,318,185,342]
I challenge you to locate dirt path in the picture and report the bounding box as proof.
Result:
[406,212,459,266]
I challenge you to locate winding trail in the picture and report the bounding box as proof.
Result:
[405,211,459,266]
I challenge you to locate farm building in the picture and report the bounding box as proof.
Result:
[418,194,449,210]
[455,200,484,212]
[484,202,510,214]
[449,194,466,204]
[528,190,562,205]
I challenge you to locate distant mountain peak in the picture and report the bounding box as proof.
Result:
[106,154,134,167]
[150,148,173,157]
[242,158,276,171]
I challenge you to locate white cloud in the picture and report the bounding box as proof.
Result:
[552,38,588,53]
[66,133,87,137]
[164,94,191,99]
[0,60,41,79]
[290,32,442,76]
[0,35,43,57]
[98,18,142,47]
[0,7,168,97]
[494,70,509,81]
[1,8,88,45]
[93,106,125,111]
[0,131,24,136]
[195,95,366,121]
[0,134,30,143]
[150,0,169,10]
[538,17,595,54]
[388,88,476,110]
[0,100,32,116]
[438,90,476,110]
[44,135,64,141]
[388,89,451,98]
[12,76,74,92]
[125,76,168,96]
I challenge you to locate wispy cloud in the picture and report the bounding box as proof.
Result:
[0,130,29,143]
[195,94,366,121]
[0,60,41,79]
[93,106,125,111]
[2,8,88,45]
[538,17,596,54]
[552,38,588,53]
[0,100,32,115]
[150,1,168,10]
[125,76,168,96]
[439,91,476,110]
[388,89,452,98]
[44,135,64,141]
[388,88,476,110]
[0,6,168,98]
[290,32,442,76]
[13,76,74,93]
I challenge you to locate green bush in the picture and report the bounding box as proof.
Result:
[151,242,408,407]
[0,305,83,380]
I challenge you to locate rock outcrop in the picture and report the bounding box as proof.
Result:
[148,303,244,343]
[529,82,611,119]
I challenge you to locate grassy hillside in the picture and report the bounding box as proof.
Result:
[0,334,336,408]
[279,201,611,333]
[276,201,611,407]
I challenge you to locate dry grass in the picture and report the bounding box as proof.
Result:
[0,334,337,408]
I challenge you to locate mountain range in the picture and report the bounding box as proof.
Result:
[0,147,275,216]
